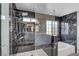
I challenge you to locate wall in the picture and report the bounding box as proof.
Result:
[77,11,79,53]
[61,12,77,45]
[1,3,10,56]
[35,13,55,33]
[0,4,1,56]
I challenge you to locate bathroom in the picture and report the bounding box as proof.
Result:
[0,3,78,56]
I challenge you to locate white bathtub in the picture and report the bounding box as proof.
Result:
[58,41,75,56]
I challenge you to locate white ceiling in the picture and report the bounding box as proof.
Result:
[16,3,79,16]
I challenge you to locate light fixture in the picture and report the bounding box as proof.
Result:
[1,15,5,20]
[22,12,28,16]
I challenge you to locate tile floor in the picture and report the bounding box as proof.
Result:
[12,49,48,56]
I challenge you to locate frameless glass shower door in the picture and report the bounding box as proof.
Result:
[35,13,59,56]
[9,3,36,56]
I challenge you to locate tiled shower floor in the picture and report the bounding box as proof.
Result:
[12,49,48,56]
[12,42,75,56]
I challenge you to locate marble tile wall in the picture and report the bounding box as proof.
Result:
[61,12,77,45]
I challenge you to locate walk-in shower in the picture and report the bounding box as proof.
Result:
[9,3,77,56]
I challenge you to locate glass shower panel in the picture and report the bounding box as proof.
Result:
[35,13,58,56]
[10,15,36,55]
[9,4,36,56]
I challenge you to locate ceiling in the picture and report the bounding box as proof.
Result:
[16,3,79,16]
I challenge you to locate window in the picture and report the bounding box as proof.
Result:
[46,20,59,36]
[23,17,37,22]
[61,22,69,34]
[23,17,30,22]
[46,21,52,35]
[23,17,38,32]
